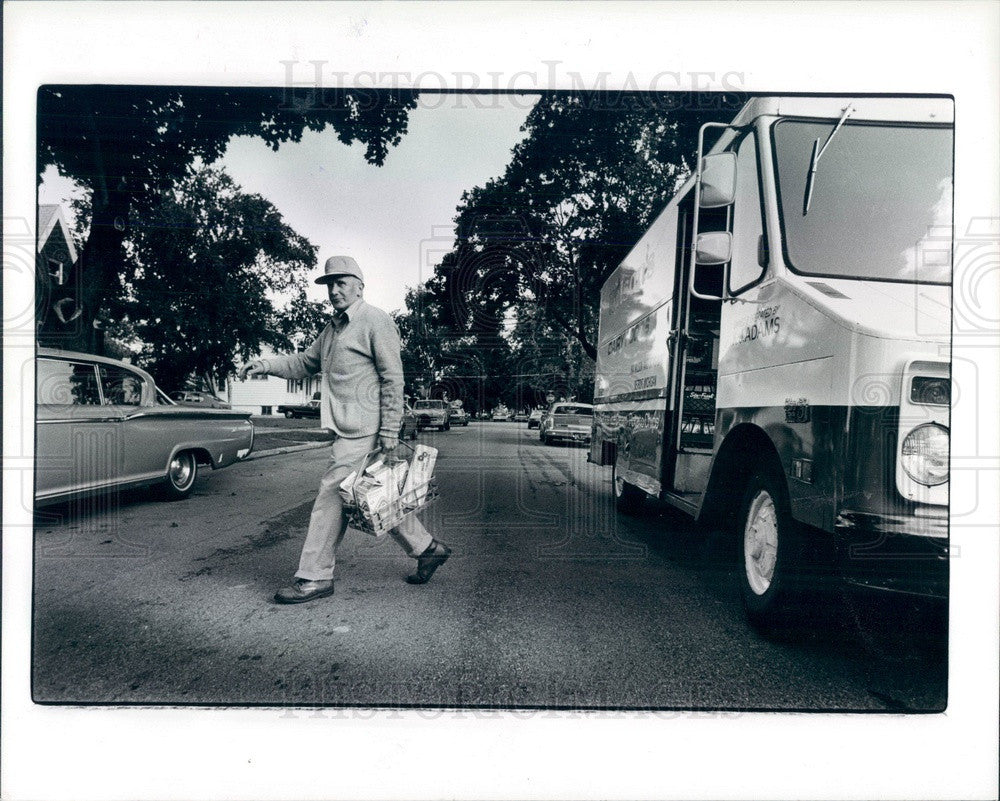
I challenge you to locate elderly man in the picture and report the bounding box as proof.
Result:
[238,256,451,604]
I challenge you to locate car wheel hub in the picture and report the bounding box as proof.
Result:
[169,455,194,489]
[744,490,778,596]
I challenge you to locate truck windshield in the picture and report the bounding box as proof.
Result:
[773,120,952,283]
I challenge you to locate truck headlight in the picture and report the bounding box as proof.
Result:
[900,423,949,486]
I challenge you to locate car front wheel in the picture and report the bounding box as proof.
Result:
[162,450,198,501]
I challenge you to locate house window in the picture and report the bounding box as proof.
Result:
[261,406,273,415]
[287,379,305,393]
[250,372,268,381]
[47,259,66,286]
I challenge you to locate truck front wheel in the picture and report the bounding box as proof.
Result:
[738,468,796,632]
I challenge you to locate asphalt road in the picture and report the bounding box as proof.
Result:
[32,422,946,710]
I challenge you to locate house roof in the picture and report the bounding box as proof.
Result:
[37,204,78,263]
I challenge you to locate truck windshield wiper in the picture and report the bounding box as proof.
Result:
[802,104,854,215]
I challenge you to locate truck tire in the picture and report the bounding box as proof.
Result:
[612,461,644,515]
[284,410,294,418]
[161,450,198,501]
[738,467,797,632]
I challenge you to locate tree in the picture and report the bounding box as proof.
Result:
[36,85,417,352]
[104,166,317,391]
[393,284,501,411]
[507,303,594,406]
[274,289,332,351]
[439,92,736,360]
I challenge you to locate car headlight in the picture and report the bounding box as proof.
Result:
[900,423,949,486]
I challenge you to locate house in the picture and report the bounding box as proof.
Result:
[37,204,79,323]
[225,347,322,415]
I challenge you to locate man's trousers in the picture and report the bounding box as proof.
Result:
[294,433,433,581]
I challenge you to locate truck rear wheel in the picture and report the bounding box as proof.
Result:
[738,468,796,631]
[612,462,644,515]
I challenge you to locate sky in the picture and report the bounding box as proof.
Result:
[38,93,538,315]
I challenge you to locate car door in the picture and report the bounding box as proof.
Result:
[96,362,169,486]
[35,356,123,501]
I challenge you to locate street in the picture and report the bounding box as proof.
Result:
[33,422,946,710]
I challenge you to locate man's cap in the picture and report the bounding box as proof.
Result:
[315,255,364,284]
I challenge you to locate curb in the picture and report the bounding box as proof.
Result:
[245,440,331,461]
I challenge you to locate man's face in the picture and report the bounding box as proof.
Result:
[327,276,363,311]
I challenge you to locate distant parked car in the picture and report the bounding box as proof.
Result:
[413,399,450,431]
[35,348,254,504]
[527,408,544,429]
[171,390,231,409]
[513,411,529,423]
[448,406,470,426]
[492,406,511,422]
[277,399,320,419]
[539,402,593,445]
[400,404,418,440]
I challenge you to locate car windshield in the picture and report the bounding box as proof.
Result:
[773,120,952,283]
[555,405,592,416]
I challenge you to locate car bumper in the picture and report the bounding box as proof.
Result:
[544,428,591,443]
[835,509,949,599]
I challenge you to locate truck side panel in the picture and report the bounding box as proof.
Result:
[591,194,684,483]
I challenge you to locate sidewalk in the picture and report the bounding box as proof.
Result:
[247,423,334,461]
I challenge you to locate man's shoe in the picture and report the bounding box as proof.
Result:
[406,540,451,585]
[274,578,335,604]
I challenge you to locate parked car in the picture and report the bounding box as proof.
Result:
[492,405,511,422]
[513,411,529,423]
[448,406,470,426]
[170,390,231,409]
[35,348,254,504]
[277,399,320,419]
[527,408,544,429]
[400,403,418,440]
[413,399,450,431]
[539,402,594,445]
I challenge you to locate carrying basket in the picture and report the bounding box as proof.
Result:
[344,441,438,536]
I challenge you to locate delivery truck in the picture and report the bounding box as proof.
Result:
[589,96,953,630]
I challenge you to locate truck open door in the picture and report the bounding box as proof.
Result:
[664,124,736,508]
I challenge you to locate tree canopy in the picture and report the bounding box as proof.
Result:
[90,166,318,391]
[435,92,735,361]
[36,85,417,352]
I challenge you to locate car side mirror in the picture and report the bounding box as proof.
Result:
[695,231,732,265]
[699,152,737,208]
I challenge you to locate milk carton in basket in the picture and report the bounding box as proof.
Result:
[401,445,437,507]
[353,459,400,528]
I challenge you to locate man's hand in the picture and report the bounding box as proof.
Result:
[237,360,266,380]
[379,433,399,455]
